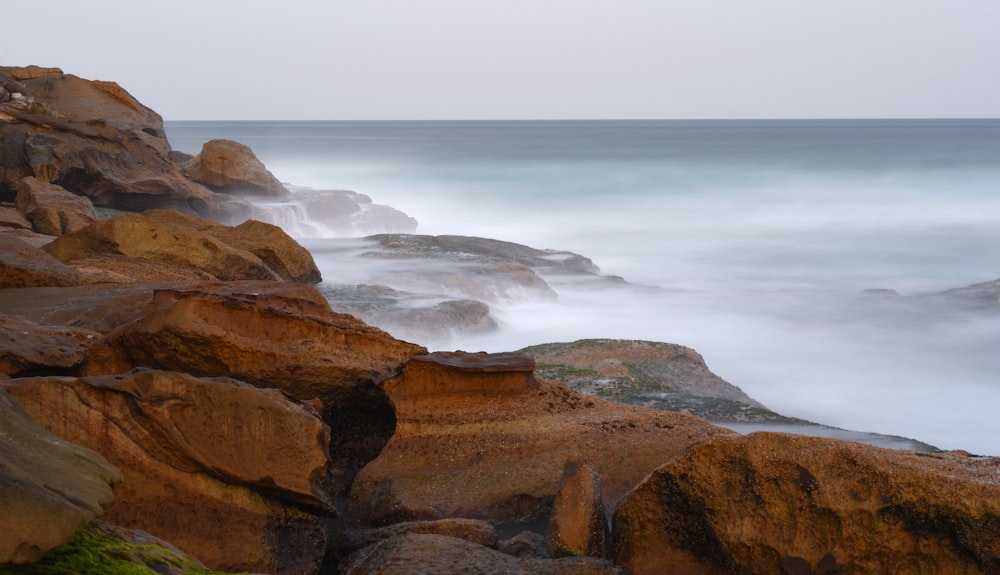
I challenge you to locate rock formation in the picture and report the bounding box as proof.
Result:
[547,456,609,559]
[0,234,86,288]
[15,177,98,235]
[612,432,1000,575]
[0,388,122,564]
[3,369,336,574]
[344,351,732,527]
[181,139,288,197]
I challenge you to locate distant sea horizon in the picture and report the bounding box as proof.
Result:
[167,119,1000,455]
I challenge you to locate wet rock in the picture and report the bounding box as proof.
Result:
[522,339,782,423]
[3,369,335,574]
[181,139,288,198]
[344,351,731,527]
[0,387,121,564]
[0,315,100,377]
[342,533,627,575]
[0,233,86,288]
[612,432,1000,575]
[547,456,608,559]
[15,176,98,235]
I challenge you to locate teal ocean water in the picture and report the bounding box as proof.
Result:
[166,120,1000,454]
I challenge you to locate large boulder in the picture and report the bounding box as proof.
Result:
[3,369,336,574]
[15,176,98,235]
[612,432,1000,575]
[0,67,250,220]
[42,214,281,281]
[77,283,425,486]
[182,139,288,197]
[0,387,122,565]
[0,233,86,288]
[344,351,732,527]
[143,209,322,283]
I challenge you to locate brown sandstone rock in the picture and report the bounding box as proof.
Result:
[42,214,280,281]
[0,233,86,288]
[143,209,322,283]
[77,283,425,486]
[3,369,336,574]
[0,65,64,81]
[342,533,627,575]
[0,67,251,220]
[340,518,499,557]
[344,351,732,527]
[0,206,31,229]
[547,456,608,559]
[612,432,1000,575]
[182,139,288,197]
[15,176,98,235]
[0,315,100,377]
[0,387,121,564]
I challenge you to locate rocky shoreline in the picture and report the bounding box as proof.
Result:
[3,65,1000,574]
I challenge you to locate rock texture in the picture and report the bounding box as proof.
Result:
[182,139,288,197]
[15,176,98,235]
[344,351,732,527]
[547,457,609,559]
[0,233,86,288]
[522,339,776,422]
[0,315,99,377]
[612,432,1000,575]
[342,533,627,575]
[3,369,336,574]
[0,68,234,216]
[0,387,122,565]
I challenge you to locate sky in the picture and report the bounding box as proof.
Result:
[2,0,999,121]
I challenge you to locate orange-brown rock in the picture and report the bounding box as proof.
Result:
[0,67,250,221]
[612,432,1000,575]
[0,387,121,565]
[42,214,281,281]
[0,65,64,81]
[15,176,98,235]
[76,283,425,485]
[340,518,499,557]
[3,369,336,574]
[341,533,627,575]
[344,351,732,527]
[143,209,322,283]
[182,138,288,197]
[0,234,86,288]
[0,315,100,377]
[547,456,608,559]
[0,206,32,230]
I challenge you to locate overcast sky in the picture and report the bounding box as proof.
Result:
[3,0,998,120]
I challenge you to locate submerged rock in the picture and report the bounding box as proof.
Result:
[0,388,121,565]
[612,432,1000,575]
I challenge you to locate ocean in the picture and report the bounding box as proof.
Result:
[165,119,1000,455]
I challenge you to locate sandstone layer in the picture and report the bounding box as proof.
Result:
[612,432,1000,575]
[0,388,121,565]
[344,351,733,527]
[3,369,336,574]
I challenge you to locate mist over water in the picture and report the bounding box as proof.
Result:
[167,120,1000,455]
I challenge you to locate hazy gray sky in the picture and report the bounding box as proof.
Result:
[3,0,998,120]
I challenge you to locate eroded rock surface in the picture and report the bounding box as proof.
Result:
[181,139,288,198]
[0,233,86,288]
[612,432,1000,575]
[3,369,335,574]
[0,388,121,565]
[15,177,98,235]
[547,457,609,559]
[345,351,732,528]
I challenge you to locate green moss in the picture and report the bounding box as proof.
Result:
[0,528,239,575]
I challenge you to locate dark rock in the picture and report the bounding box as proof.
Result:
[0,315,100,377]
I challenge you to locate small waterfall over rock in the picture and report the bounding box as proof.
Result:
[248,185,418,239]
